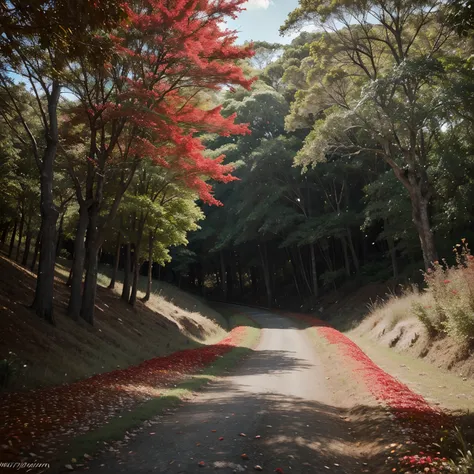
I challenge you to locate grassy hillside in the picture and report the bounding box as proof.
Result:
[350,288,474,378]
[0,254,228,391]
[322,244,474,379]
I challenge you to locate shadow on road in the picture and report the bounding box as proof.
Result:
[83,380,397,474]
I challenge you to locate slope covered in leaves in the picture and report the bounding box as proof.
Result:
[0,322,249,465]
[0,253,227,391]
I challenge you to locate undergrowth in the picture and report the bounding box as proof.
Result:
[416,240,474,341]
[365,240,474,343]
[446,428,474,473]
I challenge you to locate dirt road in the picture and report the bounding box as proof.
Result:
[83,309,373,473]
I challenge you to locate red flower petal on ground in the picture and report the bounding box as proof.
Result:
[0,324,250,462]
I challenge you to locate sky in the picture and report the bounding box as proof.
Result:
[226,0,302,45]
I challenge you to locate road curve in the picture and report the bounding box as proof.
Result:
[83,308,359,473]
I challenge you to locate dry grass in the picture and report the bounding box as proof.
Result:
[355,241,474,344]
[417,245,474,340]
[359,290,427,333]
[350,244,474,377]
[350,290,429,360]
[0,254,228,391]
[56,262,228,344]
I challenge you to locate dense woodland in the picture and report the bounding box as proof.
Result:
[2,0,474,319]
[174,0,474,309]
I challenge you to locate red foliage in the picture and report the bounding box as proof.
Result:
[399,454,449,472]
[287,314,442,419]
[79,0,256,206]
[0,325,248,462]
[286,313,452,473]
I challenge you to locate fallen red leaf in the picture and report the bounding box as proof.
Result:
[0,326,249,463]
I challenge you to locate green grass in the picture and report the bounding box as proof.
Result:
[55,312,260,469]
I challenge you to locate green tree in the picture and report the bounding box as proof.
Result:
[0,0,125,323]
[281,0,461,269]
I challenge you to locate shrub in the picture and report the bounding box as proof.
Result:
[421,240,474,341]
[412,301,438,337]
[359,240,474,343]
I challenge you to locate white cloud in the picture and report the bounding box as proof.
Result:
[245,0,271,10]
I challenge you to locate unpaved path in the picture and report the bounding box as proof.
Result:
[82,309,374,473]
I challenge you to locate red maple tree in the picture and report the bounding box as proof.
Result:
[67,0,255,323]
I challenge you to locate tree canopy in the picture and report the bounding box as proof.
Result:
[3,0,474,316]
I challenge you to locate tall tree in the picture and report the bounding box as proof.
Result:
[65,0,254,324]
[281,0,458,268]
[0,0,125,323]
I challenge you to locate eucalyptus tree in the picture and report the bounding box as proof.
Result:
[281,0,460,269]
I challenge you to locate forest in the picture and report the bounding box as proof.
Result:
[169,0,474,309]
[2,0,474,324]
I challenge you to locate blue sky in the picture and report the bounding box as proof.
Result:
[226,0,301,44]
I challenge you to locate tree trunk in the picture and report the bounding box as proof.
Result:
[80,207,100,324]
[56,211,65,256]
[310,243,319,298]
[411,190,437,269]
[80,244,99,324]
[8,217,18,258]
[142,232,153,303]
[346,228,360,273]
[287,247,302,301]
[388,236,399,280]
[318,238,334,273]
[30,230,41,273]
[21,212,33,267]
[32,81,61,324]
[66,266,73,286]
[108,229,121,290]
[250,266,257,295]
[32,197,59,323]
[129,220,145,307]
[341,237,351,277]
[67,205,89,320]
[22,230,32,267]
[1,221,10,244]
[237,254,244,297]
[258,243,272,308]
[121,242,131,302]
[220,250,228,301]
[15,208,25,262]
[129,252,141,306]
[390,155,437,269]
[297,246,312,294]
[362,235,368,265]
